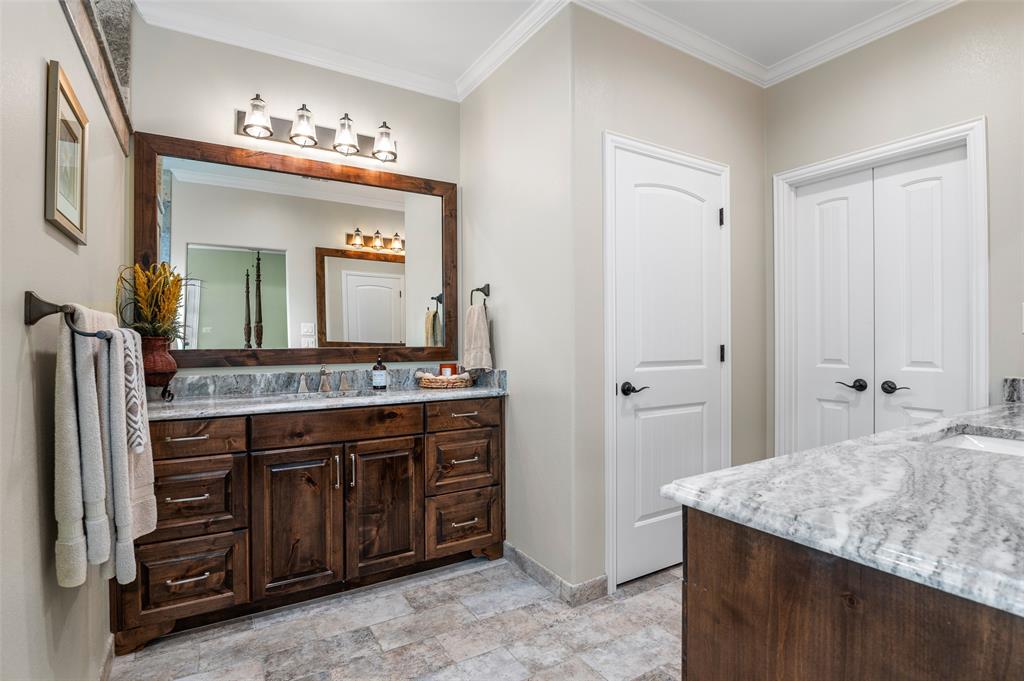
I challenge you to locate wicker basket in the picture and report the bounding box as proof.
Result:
[418,375,473,389]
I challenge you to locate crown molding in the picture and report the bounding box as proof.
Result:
[137,0,962,100]
[573,0,768,85]
[455,0,571,100]
[169,167,407,213]
[762,0,962,85]
[134,1,459,101]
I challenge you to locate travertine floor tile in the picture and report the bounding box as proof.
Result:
[108,557,684,681]
[370,602,476,651]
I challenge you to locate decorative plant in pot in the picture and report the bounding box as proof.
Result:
[117,262,184,401]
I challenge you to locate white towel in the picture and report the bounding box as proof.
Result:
[463,304,492,370]
[54,305,117,587]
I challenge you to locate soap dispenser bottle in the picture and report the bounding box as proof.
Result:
[372,353,388,391]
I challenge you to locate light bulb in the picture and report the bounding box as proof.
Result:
[372,121,397,162]
[242,94,273,138]
[289,104,317,147]
[333,113,359,155]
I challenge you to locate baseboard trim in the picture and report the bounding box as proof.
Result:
[503,541,606,607]
[99,634,114,681]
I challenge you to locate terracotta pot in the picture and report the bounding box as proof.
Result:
[140,336,177,394]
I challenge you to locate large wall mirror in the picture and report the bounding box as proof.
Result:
[134,133,457,367]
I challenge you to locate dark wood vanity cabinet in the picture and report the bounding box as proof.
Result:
[112,397,505,654]
[251,446,345,599]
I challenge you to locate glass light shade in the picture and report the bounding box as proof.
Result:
[352,228,364,248]
[372,230,384,250]
[289,104,318,147]
[372,121,397,162]
[333,113,360,155]
[391,233,403,252]
[242,94,273,138]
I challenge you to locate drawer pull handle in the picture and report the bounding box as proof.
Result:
[350,453,356,488]
[450,455,480,465]
[166,571,210,586]
[451,411,479,418]
[451,517,479,528]
[163,434,211,443]
[164,493,210,504]
[334,454,341,489]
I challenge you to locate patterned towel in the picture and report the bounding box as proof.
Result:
[123,329,146,453]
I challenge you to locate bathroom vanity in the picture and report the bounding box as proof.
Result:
[662,404,1024,680]
[112,386,505,653]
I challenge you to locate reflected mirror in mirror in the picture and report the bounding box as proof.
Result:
[156,156,444,350]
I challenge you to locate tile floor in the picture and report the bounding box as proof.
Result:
[110,558,683,681]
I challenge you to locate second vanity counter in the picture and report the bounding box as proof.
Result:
[661,403,1024,617]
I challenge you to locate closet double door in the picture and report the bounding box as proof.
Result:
[794,146,969,450]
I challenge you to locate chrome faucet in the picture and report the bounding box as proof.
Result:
[319,365,334,392]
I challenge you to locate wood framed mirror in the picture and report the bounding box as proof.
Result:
[133,132,457,368]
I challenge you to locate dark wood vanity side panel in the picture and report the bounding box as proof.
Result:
[683,508,1024,681]
[251,405,423,450]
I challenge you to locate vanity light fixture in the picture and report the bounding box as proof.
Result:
[351,227,364,249]
[289,104,318,147]
[333,113,360,155]
[372,230,384,250]
[372,121,398,162]
[242,94,273,138]
[391,233,404,252]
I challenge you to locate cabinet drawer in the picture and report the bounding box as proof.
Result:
[121,531,249,628]
[143,454,248,544]
[251,405,423,450]
[426,398,501,432]
[426,428,501,495]
[150,418,247,460]
[425,487,502,559]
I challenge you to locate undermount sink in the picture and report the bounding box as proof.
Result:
[936,433,1024,456]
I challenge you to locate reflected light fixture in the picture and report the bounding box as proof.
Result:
[242,94,273,138]
[372,230,384,250]
[391,233,404,252]
[333,113,359,155]
[372,121,398,162]
[352,227,364,249]
[289,104,318,147]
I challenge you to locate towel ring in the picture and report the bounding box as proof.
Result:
[470,284,490,306]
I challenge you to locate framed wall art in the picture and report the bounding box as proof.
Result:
[45,60,89,244]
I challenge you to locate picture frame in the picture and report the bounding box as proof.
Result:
[45,60,89,245]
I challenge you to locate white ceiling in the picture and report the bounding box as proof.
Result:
[135,0,959,98]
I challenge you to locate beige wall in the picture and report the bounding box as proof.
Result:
[765,1,1024,447]
[460,10,576,579]
[1,2,129,679]
[569,6,767,581]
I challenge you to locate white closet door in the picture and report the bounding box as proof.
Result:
[873,146,969,430]
[794,170,875,450]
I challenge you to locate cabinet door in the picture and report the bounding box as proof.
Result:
[252,446,344,599]
[345,436,423,579]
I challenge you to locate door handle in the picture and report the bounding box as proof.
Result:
[620,381,650,396]
[881,380,910,395]
[164,493,210,504]
[163,434,210,443]
[835,379,868,392]
[334,454,341,489]
[349,452,356,488]
[165,571,210,587]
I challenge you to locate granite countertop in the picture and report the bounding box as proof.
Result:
[148,385,507,421]
[660,403,1024,617]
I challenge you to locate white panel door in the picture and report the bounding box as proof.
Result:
[874,146,969,430]
[342,272,405,343]
[793,171,875,450]
[612,144,725,584]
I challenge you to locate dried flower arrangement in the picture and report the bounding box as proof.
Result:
[116,262,184,339]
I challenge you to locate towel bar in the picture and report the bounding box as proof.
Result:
[24,291,113,340]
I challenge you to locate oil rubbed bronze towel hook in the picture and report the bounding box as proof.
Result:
[470,283,490,306]
[24,291,113,340]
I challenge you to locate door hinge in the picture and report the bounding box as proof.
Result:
[720,344,726,362]
[719,207,725,227]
